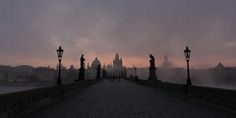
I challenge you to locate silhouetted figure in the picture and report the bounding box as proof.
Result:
[96,64,101,79]
[78,54,85,81]
[102,65,107,79]
[148,54,158,80]
[134,66,138,83]
[124,69,127,79]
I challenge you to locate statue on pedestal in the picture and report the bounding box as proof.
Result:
[78,54,85,81]
[148,54,158,80]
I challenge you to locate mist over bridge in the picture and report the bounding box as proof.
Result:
[0,49,236,118]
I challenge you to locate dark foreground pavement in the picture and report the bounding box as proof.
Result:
[23,80,235,118]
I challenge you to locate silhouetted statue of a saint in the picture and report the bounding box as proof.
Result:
[80,54,85,69]
[78,54,85,81]
[148,54,158,80]
[150,54,155,68]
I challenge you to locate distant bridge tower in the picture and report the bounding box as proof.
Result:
[113,53,123,78]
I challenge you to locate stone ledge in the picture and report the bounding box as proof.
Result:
[127,78,236,113]
[0,79,101,118]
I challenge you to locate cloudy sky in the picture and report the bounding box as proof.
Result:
[0,0,236,68]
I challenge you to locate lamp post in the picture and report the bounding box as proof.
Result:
[133,65,138,83]
[133,65,137,77]
[57,46,64,85]
[184,46,192,86]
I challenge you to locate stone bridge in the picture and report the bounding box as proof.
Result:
[0,79,236,118]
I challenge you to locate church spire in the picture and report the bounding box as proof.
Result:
[162,54,171,69]
[115,53,119,60]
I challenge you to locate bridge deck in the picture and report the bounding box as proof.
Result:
[23,80,235,118]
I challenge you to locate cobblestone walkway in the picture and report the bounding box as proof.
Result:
[24,80,235,118]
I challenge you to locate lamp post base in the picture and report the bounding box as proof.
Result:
[57,79,62,85]
[187,78,192,86]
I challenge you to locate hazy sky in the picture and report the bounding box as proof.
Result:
[0,0,236,68]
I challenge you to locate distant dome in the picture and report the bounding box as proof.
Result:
[91,57,101,69]
[215,62,225,69]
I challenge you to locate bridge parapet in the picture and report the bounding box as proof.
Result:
[190,85,236,112]
[128,78,236,113]
[0,80,100,118]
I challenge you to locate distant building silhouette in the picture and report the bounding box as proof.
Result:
[113,53,124,78]
[56,64,67,79]
[67,65,77,81]
[161,55,172,69]
[87,63,90,69]
[211,62,226,81]
[92,57,101,69]
[15,65,34,80]
[85,57,101,79]
[106,64,113,78]
[33,67,55,81]
[99,53,126,79]
[214,62,225,70]
[0,65,16,83]
[159,55,173,81]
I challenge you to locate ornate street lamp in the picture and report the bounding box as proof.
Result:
[184,46,192,86]
[57,46,64,85]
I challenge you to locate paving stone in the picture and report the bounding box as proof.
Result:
[23,80,236,118]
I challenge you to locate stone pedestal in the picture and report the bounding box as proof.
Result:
[148,67,157,80]
[78,68,85,81]
[76,54,85,81]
